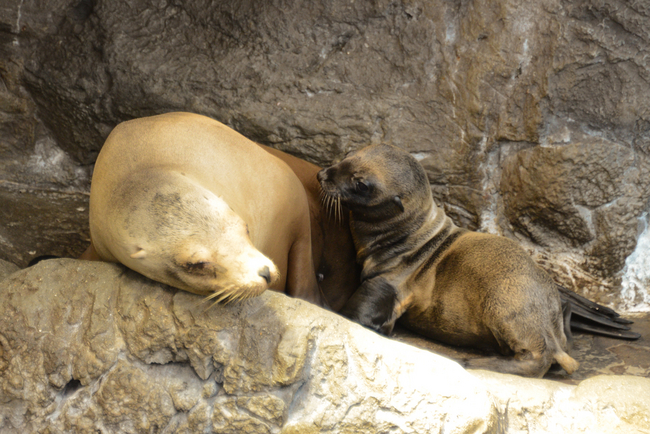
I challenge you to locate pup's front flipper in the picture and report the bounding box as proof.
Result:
[340,276,398,335]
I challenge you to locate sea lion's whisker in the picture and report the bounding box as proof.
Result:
[333,195,338,223]
[318,187,344,224]
[336,197,343,224]
[327,196,334,217]
[217,287,236,304]
[204,291,219,302]
[197,291,220,312]
[337,196,342,224]
[319,189,326,208]
[199,288,228,313]
[325,194,331,217]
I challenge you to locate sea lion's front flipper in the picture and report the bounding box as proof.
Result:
[339,277,398,335]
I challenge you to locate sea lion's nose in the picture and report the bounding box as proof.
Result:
[258,265,271,284]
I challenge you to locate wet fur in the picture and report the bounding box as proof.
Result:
[318,144,579,377]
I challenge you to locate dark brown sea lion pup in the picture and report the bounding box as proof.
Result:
[318,143,579,377]
[85,112,325,306]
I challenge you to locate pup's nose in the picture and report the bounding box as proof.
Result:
[317,169,329,183]
[258,265,271,284]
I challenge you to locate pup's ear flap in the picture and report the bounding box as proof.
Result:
[393,196,404,212]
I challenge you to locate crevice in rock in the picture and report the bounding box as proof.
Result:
[62,378,82,397]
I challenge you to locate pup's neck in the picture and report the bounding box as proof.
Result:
[351,197,455,280]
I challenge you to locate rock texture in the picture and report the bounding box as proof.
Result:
[1,0,650,308]
[2,260,650,433]
[473,370,650,434]
[0,186,89,266]
[0,259,19,281]
[0,259,498,433]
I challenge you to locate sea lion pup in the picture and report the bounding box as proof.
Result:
[86,112,325,305]
[258,145,361,311]
[318,143,579,377]
[252,146,638,338]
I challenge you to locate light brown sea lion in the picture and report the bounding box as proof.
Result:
[86,112,324,305]
[318,143,579,377]
[258,145,360,311]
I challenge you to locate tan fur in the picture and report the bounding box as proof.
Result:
[87,112,324,305]
[259,145,360,311]
[319,143,578,377]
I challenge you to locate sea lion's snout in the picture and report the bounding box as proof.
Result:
[317,167,333,186]
[258,265,272,284]
[317,167,339,197]
[243,249,280,288]
[317,165,344,195]
[316,168,326,183]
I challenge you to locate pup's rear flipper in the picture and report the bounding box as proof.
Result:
[557,284,640,340]
[465,349,579,377]
[464,354,553,378]
[554,350,579,375]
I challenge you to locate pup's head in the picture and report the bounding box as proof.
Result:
[317,144,430,221]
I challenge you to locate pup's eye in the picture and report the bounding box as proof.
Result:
[355,180,369,193]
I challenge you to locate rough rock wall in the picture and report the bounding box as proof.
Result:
[1,0,649,310]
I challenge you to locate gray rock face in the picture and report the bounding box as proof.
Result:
[0,186,89,266]
[0,259,19,281]
[2,260,650,433]
[1,0,650,307]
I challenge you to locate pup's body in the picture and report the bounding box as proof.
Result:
[318,143,578,377]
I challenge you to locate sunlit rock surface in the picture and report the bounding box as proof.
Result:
[0,260,498,433]
[1,260,650,433]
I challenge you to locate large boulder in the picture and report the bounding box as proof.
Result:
[0,259,498,433]
[1,0,649,308]
[2,260,650,433]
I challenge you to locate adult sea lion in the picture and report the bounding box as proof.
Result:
[86,112,324,305]
[318,143,579,377]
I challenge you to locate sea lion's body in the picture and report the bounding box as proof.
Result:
[318,143,579,377]
[88,112,323,305]
[259,145,360,311]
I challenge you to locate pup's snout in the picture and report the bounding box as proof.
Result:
[317,169,328,184]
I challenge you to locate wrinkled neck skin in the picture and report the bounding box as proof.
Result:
[350,194,457,281]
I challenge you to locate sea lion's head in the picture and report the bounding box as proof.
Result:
[317,144,431,221]
[114,171,280,302]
